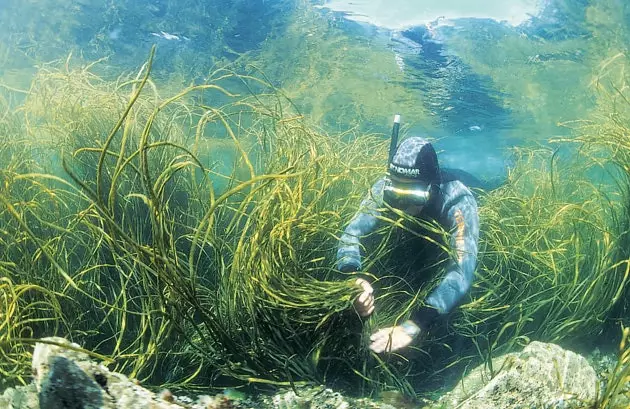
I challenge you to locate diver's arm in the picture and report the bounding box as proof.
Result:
[411,181,480,330]
[336,178,386,273]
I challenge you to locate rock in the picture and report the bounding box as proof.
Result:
[0,383,39,409]
[0,338,609,409]
[429,341,598,409]
[38,356,105,408]
[28,336,219,409]
[260,386,398,409]
[6,337,402,409]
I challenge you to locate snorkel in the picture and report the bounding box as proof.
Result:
[388,114,401,164]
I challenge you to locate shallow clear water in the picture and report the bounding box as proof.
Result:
[0,0,628,400]
[313,0,598,179]
[316,0,543,28]
[0,0,600,182]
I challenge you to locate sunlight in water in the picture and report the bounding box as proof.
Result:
[316,0,544,29]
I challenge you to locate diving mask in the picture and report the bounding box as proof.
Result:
[383,177,431,210]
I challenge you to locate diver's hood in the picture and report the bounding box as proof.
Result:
[389,137,441,185]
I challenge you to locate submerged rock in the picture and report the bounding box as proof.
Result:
[10,336,233,409]
[0,337,614,409]
[4,337,394,409]
[259,386,398,409]
[0,383,39,409]
[429,341,598,409]
[38,355,105,408]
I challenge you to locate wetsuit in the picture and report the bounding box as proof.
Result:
[336,171,480,330]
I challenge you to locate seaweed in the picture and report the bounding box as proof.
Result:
[1,45,630,403]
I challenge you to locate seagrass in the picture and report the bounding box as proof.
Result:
[0,49,629,404]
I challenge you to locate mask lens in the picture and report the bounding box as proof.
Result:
[383,179,430,210]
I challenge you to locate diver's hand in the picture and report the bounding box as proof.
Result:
[353,278,374,317]
[369,320,421,353]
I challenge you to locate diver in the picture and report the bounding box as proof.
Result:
[336,115,480,353]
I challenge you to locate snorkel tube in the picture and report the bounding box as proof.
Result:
[388,114,401,164]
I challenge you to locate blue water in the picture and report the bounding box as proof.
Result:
[314,0,598,180]
[390,21,516,179]
[0,0,587,184]
[0,0,625,395]
[0,0,605,224]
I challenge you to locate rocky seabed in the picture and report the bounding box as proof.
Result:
[1,337,629,409]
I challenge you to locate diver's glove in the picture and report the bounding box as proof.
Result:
[353,277,374,317]
[369,320,421,353]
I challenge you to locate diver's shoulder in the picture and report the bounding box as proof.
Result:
[440,179,474,199]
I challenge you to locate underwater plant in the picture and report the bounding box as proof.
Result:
[595,326,630,409]
[1,41,630,406]
[0,46,399,393]
[466,149,626,344]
